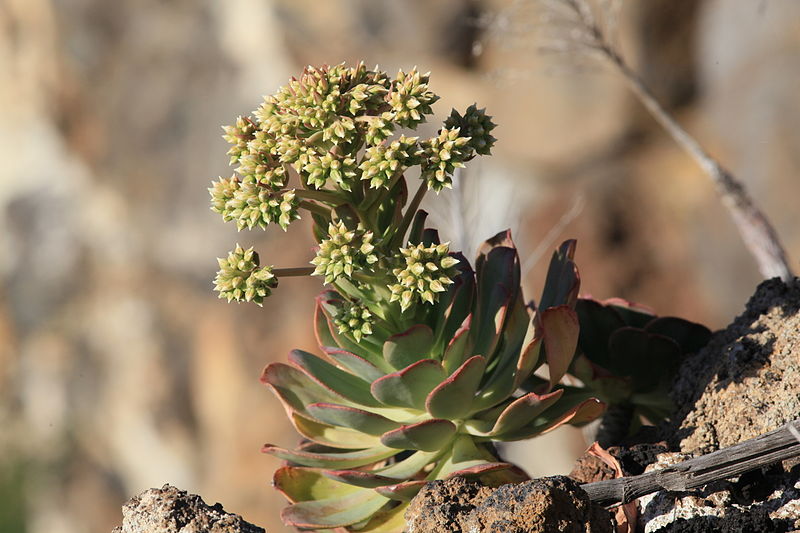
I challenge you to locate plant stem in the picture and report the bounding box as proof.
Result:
[299,201,331,218]
[273,267,315,277]
[295,188,347,205]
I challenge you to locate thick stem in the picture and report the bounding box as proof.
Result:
[299,201,331,218]
[295,188,346,205]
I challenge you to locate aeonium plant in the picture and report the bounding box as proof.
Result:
[209,63,604,532]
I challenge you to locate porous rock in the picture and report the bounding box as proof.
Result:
[637,453,800,532]
[668,278,800,455]
[406,476,612,533]
[111,484,264,533]
[404,476,493,533]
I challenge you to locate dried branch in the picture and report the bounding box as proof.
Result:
[581,418,800,506]
[484,0,794,281]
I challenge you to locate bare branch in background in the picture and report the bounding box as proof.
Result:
[482,0,794,282]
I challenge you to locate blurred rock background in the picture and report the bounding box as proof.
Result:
[0,0,798,531]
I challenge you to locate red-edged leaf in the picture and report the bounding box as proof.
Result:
[541,305,579,389]
[262,443,397,469]
[426,355,486,419]
[487,389,564,436]
[261,362,351,419]
[307,403,400,436]
[446,462,515,478]
[292,413,384,449]
[321,470,400,488]
[538,239,579,311]
[383,325,435,369]
[370,359,445,409]
[274,466,360,502]
[471,283,511,360]
[514,333,543,389]
[374,480,428,501]
[289,349,379,407]
[442,314,473,374]
[281,489,390,529]
[380,419,456,452]
[314,294,339,350]
[472,294,530,410]
[323,349,387,382]
[497,398,605,441]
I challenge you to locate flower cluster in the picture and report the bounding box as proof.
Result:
[419,128,473,192]
[211,63,496,316]
[311,221,378,283]
[210,181,299,231]
[444,104,497,156]
[332,300,374,342]
[214,245,277,305]
[389,242,460,311]
[359,136,419,189]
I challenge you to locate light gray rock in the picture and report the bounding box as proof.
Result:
[113,485,264,533]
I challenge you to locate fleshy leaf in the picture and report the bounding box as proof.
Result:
[442,315,472,374]
[603,297,655,328]
[281,488,390,529]
[470,284,511,360]
[472,294,530,410]
[374,480,428,501]
[274,466,360,502]
[380,419,456,452]
[314,295,340,350]
[355,502,408,532]
[292,413,385,449]
[541,305,580,389]
[514,333,543,389]
[645,317,711,355]
[576,298,626,369]
[383,325,435,369]
[321,470,403,489]
[289,349,380,407]
[426,355,486,419]
[371,359,445,409]
[607,328,681,391]
[486,389,564,436]
[262,444,398,469]
[262,362,350,409]
[323,349,387,383]
[307,403,401,436]
[538,239,579,311]
[499,398,605,441]
[324,449,440,489]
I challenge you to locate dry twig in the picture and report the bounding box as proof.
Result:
[485,0,794,281]
[581,418,800,506]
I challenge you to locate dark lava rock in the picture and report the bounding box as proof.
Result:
[407,476,612,533]
[111,484,264,533]
[405,476,493,533]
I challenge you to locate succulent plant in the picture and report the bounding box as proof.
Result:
[261,234,604,531]
[567,297,712,444]
[207,63,607,532]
